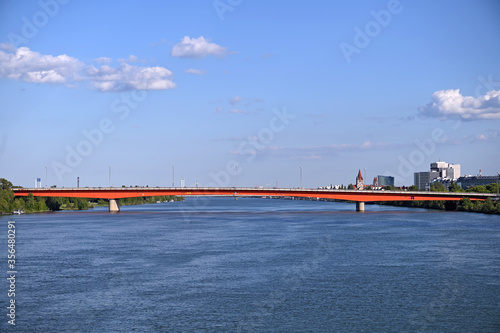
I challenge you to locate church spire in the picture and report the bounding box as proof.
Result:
[356,169,364,190]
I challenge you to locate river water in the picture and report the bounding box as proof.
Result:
[1,197,499,332]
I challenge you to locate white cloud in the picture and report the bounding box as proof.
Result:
[228,96,264,106]
[185,68,206,75]
[229,109,253,115]
[117,55,147,63]
[419,89,500,120]
[151,38,165,47]
[230,141,396,160]
[0,46,83,84]
[0,46,176,92]
[229,95,243,105]
[171,36,227,58]
[0,42,15,51]
[94,57,112,64]
[86,63,176,92]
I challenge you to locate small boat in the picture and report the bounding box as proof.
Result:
[12,209,24,214]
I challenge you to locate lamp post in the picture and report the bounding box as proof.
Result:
[300,166,303,189]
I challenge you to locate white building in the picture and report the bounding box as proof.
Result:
[414,161,461,190]
[430,162,461,179]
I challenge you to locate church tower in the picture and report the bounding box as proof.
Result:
[356,169,364,190]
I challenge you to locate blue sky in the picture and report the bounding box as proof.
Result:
[1,0,499,188]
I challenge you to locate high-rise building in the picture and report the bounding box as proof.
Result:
[430,162,461,179]
[414,171,440,190]
[377,175,395,187]
[458,175,500,189]
[414,161,460,190]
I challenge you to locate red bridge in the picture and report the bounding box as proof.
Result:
[12,187,497,212]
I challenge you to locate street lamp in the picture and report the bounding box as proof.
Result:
[300,166,303,189]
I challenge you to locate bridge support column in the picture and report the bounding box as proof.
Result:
[109,199,120,212]
[356,202,365,212]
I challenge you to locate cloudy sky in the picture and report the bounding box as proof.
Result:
[1,0,499,188]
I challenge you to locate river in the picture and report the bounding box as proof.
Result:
[1,197,499,332]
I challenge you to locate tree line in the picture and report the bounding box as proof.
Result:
[0,178,184,215]
[377,182,500,214]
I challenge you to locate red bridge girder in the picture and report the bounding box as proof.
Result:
[12,187,495,202]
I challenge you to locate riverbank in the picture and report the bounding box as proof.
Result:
[0,178,185,215]
[375,198,500,215]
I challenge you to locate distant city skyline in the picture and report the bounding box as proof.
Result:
[1,0,499,188]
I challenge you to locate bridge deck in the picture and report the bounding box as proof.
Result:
[12,187,497,202]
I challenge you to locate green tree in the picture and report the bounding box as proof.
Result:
[35,197,48,211]
[448,182,463,192]
[0,178,13,190]
[408,185,419,191]
[430,182,447,192]
[0,198,9,214]
[45,197,63,211]
[0,187,14,204]
[466,185,488,193]
[481,198,495,214]
[76,198,89,210]
[26,193,35,211]
[458,198,473,212]
[486,183,499,194]
[10,198,24,212]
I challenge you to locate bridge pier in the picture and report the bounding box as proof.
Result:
[356,202,365,212]
[109,199,121,212]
